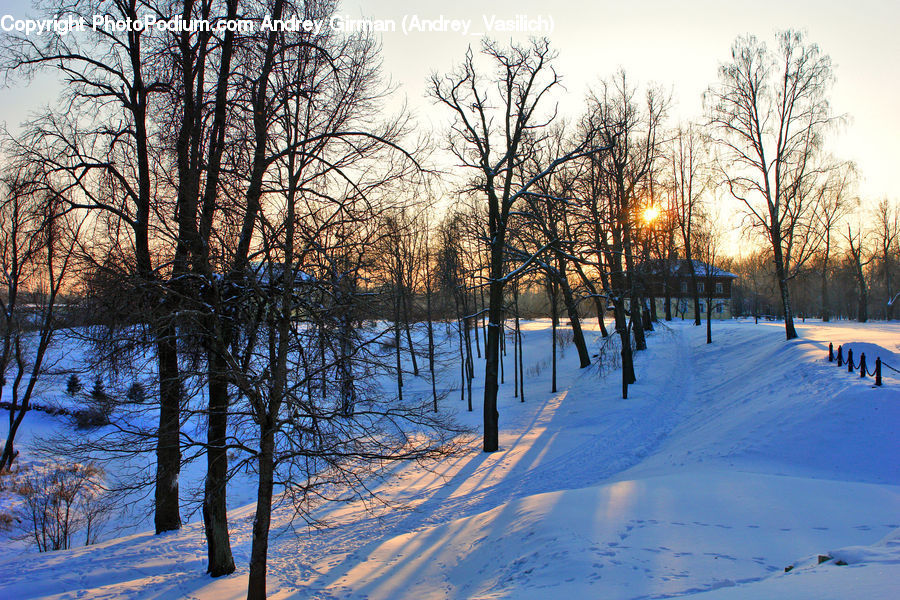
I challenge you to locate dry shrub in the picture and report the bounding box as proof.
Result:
[18,462,111,551]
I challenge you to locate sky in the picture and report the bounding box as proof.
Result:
[341,0,899,204]
[0,0,896,203]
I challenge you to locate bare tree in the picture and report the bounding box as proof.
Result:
[873,198,899,319]
[516,129,592,369]
[845,223,874,322]
[211,6,439,595]
[19,461,111,551]
[437,211,476,412]
[667,124,708,325]
[810,161,855,321]
[695,210,725,344]
[707,30,839,339]
[581,71,667,398]
[0,0,189,534]
[0,177,80,472]
[431,39,596,451]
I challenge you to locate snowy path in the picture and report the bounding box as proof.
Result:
[1,320,898,599]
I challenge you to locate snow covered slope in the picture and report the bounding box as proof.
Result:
[1,319,898,599]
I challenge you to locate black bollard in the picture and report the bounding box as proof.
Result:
[837,345,843,367]
[875,358,882,387]
[848,348,854,372]
[859,353,867,378]
[828,342,834,362]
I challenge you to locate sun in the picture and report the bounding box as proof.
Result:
[642,205,660,225]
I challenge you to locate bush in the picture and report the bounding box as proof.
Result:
[19,462,111,551]
[72,407,110,429]
[555,329,574,349]
[78,375,114,426]
[89,375,108,405]
[0,510,15,532]
[65,374,83,397]
[125,381,146,404]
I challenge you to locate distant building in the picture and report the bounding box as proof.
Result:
[629,259,738,320]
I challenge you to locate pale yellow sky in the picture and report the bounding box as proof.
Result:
[342,0,898,256]
[1,0,896,205]
[346,0,898,204]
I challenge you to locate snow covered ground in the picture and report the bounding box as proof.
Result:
[1,318,898,599]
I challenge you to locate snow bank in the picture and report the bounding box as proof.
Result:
[325,470,899,600]
[1,319,898,599]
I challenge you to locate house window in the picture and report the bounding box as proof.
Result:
[680,281,688,293]
[716,282,724,294]
[716,303,724,314]
[697,282,704,293]
[699,301,705,313]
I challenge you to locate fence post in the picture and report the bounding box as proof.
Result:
[847,348,854,372]
[859,353,867,378]
[828,342,834,362]
[875,357,882,386]
[837,345,843,367]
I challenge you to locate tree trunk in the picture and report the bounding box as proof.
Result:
[594,298,609,336]
[203,343,235,576]
[513,286,519,399]
[772,239,798,339]
[0,407,26,472]
[339,312,355,416]
[687,261,701,326]
[631,295,647,351]
[559,280,591,368]
[549,279,558,394]
[394,292,403,402]
[456,321,465,401]
[571,259,608,338]
[426,276,437,412]
[400,284,419,376]
[154,326,182,534]
[246,426,276,600]
[499,315,505,384]
[453,294,468,409]
[614,300,635,398]
[557,258,591,368]
[483,271,503,452]
[517,312,524,402]
[480,281,487,352]
[463,314,474,411]
[473,283,482,360]
[663,268,673,321]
